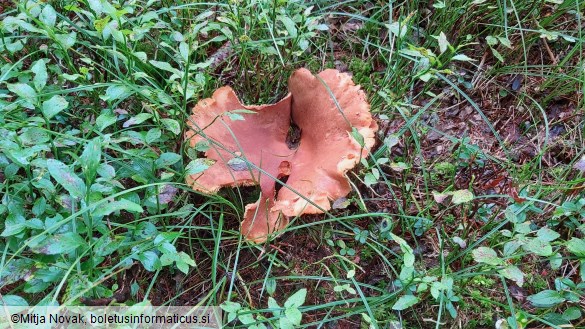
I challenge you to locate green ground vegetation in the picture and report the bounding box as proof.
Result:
[1,0,584,328]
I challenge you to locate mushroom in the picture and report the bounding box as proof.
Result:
[185,69,377,242]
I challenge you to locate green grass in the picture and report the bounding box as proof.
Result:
[1,0,584,328]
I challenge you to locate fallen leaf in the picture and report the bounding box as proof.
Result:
[158,185,178,204]
[573,155,585,172]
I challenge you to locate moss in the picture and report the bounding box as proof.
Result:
[470,275,496,287]
[348,58,373,86]
[525,272,548,291]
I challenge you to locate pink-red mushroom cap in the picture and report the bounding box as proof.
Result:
[185,68,378,243]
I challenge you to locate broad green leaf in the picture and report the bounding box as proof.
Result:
[88,0,104,15]
[451,54,476,62]
[55,32,77,49]
[562,307,582,321]
[451,189,474,204]
[472,247,502,265]
[157,90,174,105]
[32,197,47,217]
[549,252,563,270]
[92,199,143,217]
[24,218,43,230]
[419,72,433,82]
[220,301,241,313]
[499,265,524,287]
[285,307,302,325]
[101,84,133,102]
[178,252,195,266]
[161,118,181,135]
[194,141,210,152]
[497,37,512,48]
[23,279,50,294]
[0,259,35,286]
[80,138,102,182]
[176,259,189,274]
[145,128,162,144]
[3,40,24,53]
[7,17,41,33]
[94,236,123,257]
[392,295,419,310]
[566,238,585,257]
[1,144,45,167]
[387,21,408,38]
[514,221,532,234]
[97,163,116,179]
[62,73,82,81]
[527,290,565,308]
[238,312,255,325]
[20,127,50,145]
[485,35,498,46]
[437,32,449,54]
[95,110,117,132]
[364,172,377,186]
[268,297,280,317]
[171,31,184,42]
[7,83,37,101]
[523,238,552,257]
[42,95,69,119]
[279,317,294,329]
[403,250,415,267]
[399,48,425,58]
[186,158,212,175]
[155,152,182,168]
[123,113,153,128]
[136,251,161,271]
[94,16,110,33]
[266,278,276,297]
[536,227,560,242]
[133,51,147,62]
[0,295,28,306]
[149,60,180,74]
[179,42,189,62]
[284,288,307,308]
[160,252,178,266]
[491,47,505,63]
[33,266,64,284]
[1,214,25,237]
[31,59,48,91]
[279,15,298,38]
[40,4,57,27]
[389,234,415,268]
[47,159,86,199]
[503,240,522,256]
[34,232,85,255]
[390,162,410,172]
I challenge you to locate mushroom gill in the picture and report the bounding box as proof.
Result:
[185,68,378,243]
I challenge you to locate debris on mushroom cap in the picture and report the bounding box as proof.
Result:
[185,68,378,242]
